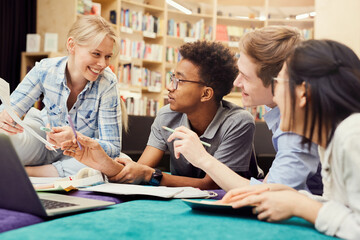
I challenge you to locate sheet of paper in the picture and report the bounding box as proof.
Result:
[82,183,210,199]
[30,177,62,184]
[83,183,184,198]
[170,187,210,199]
[0,78,56,151]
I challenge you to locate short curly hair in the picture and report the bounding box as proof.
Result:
[179,40,238,102]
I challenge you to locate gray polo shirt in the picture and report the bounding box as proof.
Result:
[147,100,255,178]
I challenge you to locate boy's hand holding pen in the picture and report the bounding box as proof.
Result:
[162,126,211,147]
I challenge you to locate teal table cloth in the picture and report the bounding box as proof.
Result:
[0,199,338,240]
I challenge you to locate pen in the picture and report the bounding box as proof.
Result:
[67,115,82,150]
[162,126,211,147]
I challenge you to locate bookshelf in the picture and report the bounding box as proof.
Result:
[20,52,64,81]
[32,0,314,117]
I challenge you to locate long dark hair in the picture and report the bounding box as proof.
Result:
[286,39,360,147]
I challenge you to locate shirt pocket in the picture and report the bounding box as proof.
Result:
[42,98,64,127]
[77,109,98,131]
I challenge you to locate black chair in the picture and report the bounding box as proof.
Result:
[122,115,170,171]
[254,121,276,175]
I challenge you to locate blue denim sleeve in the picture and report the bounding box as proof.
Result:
[266,131,320,192]
[96,82,122,158]
[6,63,43,116]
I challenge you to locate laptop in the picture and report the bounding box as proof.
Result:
[0,134,115,217]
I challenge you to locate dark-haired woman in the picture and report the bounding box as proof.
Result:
[220,39,360,239]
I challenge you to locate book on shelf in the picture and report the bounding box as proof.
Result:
[120,8,161,34]
[124,96,159,117]
[118,64,162,91]
[215,25,228,41]
[167,18,212,40]
[302,28,313,40]
[119,38,163,62]
[166,47,181,63]
[215,25,256,42]
[245,105,265,121]
[77,0,100,15]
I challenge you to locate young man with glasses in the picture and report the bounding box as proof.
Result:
[167,26,323,195]
[63,40,262,189]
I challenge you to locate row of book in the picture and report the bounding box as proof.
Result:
[245,105,265,121]
[167,19,213,40]
[124,97,159,117]
[216,25,255,42]
[119,39,163,62]
[120,8,161,34]
[77,0,101,15]
[118,64,162,91]
[301,28,314,40]
[166,47,181,63]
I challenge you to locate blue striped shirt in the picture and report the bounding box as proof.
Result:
[2,56,122,158]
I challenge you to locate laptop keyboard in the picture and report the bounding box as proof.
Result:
[40,199,78,209]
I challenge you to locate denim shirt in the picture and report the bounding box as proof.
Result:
[1,56,122,158]
[264,106,323,194]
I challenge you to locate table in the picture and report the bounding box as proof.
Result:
[0,190,337,239]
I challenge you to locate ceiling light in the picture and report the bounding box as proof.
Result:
[296,13,309,20]
[235,16,249,20]
[166,0,192,15]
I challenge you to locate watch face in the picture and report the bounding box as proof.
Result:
[149,169,163,186]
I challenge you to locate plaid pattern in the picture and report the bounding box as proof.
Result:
[4,56,122,157]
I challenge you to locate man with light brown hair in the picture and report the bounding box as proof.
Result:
[168,26,323,195]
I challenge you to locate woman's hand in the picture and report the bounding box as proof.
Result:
[219,184,294,205]
[46,126,75,149]
[0,110,24,135]
[232,190,307,222]
[166,126,211,169]
[61,133,112,172]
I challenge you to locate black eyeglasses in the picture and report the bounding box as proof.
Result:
[271,77,289,96]
[170,73,207,90]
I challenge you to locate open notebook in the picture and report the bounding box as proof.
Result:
[81,183,214,199]
[0,134,115,217]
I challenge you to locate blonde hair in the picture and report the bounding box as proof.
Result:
[239,26,303,87]
[67,15,120,57]
[68,15,128,131]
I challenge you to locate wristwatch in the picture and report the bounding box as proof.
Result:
[148,168,163,186]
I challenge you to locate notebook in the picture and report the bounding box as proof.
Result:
[182,199,255,216]
[0,134,115,217]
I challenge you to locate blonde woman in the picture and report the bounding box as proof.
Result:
[0,15,126,177]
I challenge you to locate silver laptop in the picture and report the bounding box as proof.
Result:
[0,134,115,217]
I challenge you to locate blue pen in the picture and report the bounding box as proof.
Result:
[67,115,82,150]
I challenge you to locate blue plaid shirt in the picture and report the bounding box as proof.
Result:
[2,56,122,158]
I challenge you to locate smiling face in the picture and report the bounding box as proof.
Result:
[67,36,114,83]
[233,52,275,108]
[166,59,206,114]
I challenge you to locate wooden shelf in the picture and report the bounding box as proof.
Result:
[121,0,164,13]
[34,0,315,116]
[167,9,213,19]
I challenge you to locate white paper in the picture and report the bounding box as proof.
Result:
[82,183,210,199]
[171,187,211,199]
[0,78,56,151]
[83,183,184,198]
[30,177,62,184]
